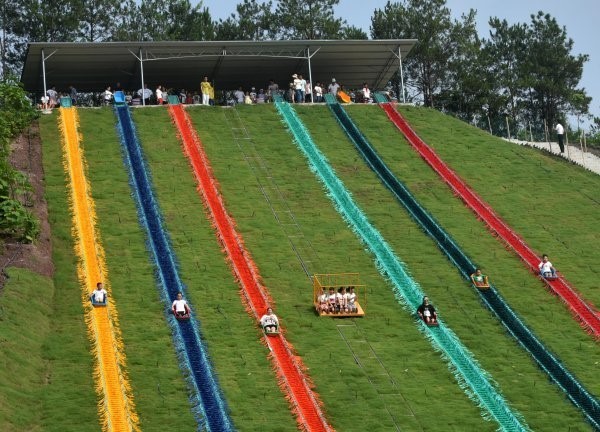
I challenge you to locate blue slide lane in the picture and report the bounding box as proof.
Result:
[274,98,528,432]
[114,106,234,432]
[324,95,600,430]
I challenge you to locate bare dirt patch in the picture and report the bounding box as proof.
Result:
[0,121,54,288]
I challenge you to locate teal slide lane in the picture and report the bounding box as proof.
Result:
[324,95,600,430]
[274,98,528,432]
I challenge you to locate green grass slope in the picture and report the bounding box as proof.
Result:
[77,108,195,430]
[295,104,594,431]
[0,268,55,432]
[183,105,498,431]
[130,107,296,431]
[340,104,599,396]
[399,106,600,306]
[31,104,598,431]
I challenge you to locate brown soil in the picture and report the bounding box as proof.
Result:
[0,121,54,288]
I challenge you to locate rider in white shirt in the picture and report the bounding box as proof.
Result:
[171,292,191,317]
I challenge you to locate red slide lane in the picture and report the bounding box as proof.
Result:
[380,103,600,338]
[169,105,333,432]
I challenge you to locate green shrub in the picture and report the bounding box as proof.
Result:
[0,77,39,242]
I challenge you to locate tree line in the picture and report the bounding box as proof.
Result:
[0,0,596,141]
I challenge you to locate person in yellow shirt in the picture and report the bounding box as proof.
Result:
[200,76,213,106]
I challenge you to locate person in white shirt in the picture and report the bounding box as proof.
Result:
[327,287,337,313]
[156,85,164,105]
[90,282,108,305]
[172,292,191,317]
[292,74,303,103]
[233,87,245,104]
[137,84,152,104]
[554,123,565,153]
[538,254,557,279]
[313,82,323,103]
[316,288,328,313]
[328,78,340,96]
[260,307,279,333]
[362,83,371,103]
[347,286,357,313]
[47,86,58,108]
[103,86,113,105]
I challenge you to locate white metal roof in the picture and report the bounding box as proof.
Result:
[21,40,416,93]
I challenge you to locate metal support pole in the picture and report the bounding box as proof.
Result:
[139,48,145,106]
[579,132,585,168]
[42,48,47,105]
[307,47,314,104]
[544,119,553,152]
[398,47,406,104]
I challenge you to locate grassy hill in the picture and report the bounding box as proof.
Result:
[1,104,597,431]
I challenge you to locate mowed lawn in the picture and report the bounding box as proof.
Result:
[294,104,595,431]
[22,103,597,431]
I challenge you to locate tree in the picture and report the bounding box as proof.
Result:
[76,0,123,42]
[0,0,21,77]
[275,0,345,40]
[215,0,276,41]
[371,0,471,107]
[438,9,490,123]
[482,18,529,127]
[340,25,368,40]
[114,0,214,42]
[525,11,589,129]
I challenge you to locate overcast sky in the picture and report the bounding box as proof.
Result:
[201,0,599,124]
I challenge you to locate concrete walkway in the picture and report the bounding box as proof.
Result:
[505,138,600,176]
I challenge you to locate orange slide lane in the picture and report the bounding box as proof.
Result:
[58,107,139,432]
[169,105,333,432]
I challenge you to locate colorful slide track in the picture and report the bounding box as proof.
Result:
[114,106,233,432]
[274,98,528,432]
[168,104,334,432]
[324,97,600,430]
[378,102,600,339]
[58,107,139,432]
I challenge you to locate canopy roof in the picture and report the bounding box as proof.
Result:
[21,40,416,94]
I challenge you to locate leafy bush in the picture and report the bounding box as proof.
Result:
[0,76,39,242]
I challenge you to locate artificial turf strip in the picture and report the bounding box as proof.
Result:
[295,104,592,431]
[398,106,600,308]
[325,99,600,429]
[169,104,333,432]
[38,112,102,432]
[276,99,529,431]
[130,106,297,432]
[114,106,234,431]
[185,105,493,431]
[76,107,197,431]
[0,268,54,432]
[341,105,600,396]
[380,103,600,337]
[58,107,139,432]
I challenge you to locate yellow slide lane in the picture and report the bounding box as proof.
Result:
[58,107,139,432]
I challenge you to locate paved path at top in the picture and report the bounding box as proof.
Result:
[506,139,600,176]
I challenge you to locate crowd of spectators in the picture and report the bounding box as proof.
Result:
[37,74,385,110]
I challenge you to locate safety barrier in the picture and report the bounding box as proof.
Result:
[276,97,528,432]
[168,105,334,432]
[114,106,234,431]
[325,97,600,429]
[58,107,139,432]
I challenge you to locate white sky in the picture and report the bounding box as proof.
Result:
[200,0,599,123]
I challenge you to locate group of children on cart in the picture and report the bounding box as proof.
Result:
[316,286,359,315]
